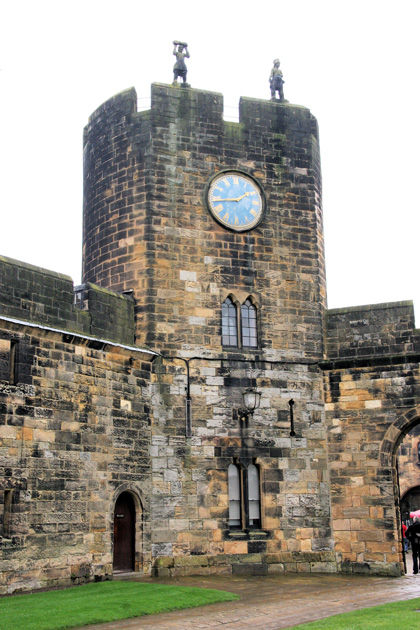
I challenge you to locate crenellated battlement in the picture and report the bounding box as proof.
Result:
[0,255,137,346]
[84,83,317,135]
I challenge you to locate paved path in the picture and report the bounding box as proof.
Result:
[76,572,420,630]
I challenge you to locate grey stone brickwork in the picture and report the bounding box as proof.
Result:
[0,257,155,593]
[324,301,420,361]
[82,83,333,580]
[0,255,136,346]
[83,84,326,358]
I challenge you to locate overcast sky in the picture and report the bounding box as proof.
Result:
[1,1,419,321]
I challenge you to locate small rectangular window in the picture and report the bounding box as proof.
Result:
[9,340,18,385]
[0,339,18,384]
[247,464,261,528]
[3,490,13,538]
[228,464,242,528]
[0,339,10,381]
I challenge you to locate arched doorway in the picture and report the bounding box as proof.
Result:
[113,492,136,572]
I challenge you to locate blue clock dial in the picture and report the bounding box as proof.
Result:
[207,172,264,232]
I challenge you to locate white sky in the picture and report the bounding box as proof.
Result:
[1,1,419,320]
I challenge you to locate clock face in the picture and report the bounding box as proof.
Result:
[207,171,265,232]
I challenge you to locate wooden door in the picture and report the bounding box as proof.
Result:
[113,492,135,571]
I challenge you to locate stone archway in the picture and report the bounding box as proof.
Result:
[379,406,420,573]
[379,405,420,468]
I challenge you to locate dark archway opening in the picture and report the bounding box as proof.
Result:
[396,422,420,574]
[113,492,136,572]
[401,486,420,521]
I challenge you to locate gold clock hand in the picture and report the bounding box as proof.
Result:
[214,192,250,202]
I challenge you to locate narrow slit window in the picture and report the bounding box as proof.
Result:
[9,340,18,385]
[222,298,238,347]
[241,299,257,348]
[0,339,10,382]
[228,464,241,528]
[3,490,13,538]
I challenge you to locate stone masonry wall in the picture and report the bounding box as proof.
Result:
[83,83,326,358]
[323,301,420,575]
[325,301,419,361]
[149,358,333,577]
[0,255,136,346]
[0,323,153,594]
[5,81,420,589]
[83,84,334,577]
[0,257,154,594]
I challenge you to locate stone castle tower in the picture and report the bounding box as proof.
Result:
[83,84,326,356]
[82,84,334,574]
[1,82,420,593]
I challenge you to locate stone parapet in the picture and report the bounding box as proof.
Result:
[325,301,420,360]
[0,255,136,346]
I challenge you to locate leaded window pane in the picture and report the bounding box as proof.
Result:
[222,297,238,346]
[241,299,257,348]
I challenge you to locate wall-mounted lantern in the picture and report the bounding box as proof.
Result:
[239,387,261,421]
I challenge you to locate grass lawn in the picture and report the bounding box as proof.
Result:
[286,597,420,630]
[0,580,239,630]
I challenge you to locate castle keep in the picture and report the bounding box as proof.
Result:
[1,83,420,593]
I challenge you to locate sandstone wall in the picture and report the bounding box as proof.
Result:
[0,258,155,594]
[83,83,326,358]
[82,84,334,578]
[323,302,420,575]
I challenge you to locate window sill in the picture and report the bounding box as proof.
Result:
[227,529,269,540]
[221,348,262,359]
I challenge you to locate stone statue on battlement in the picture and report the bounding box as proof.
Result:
[269,59,286,101]
[173,41,190,87]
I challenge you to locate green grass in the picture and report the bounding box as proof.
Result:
[286,597,420,630]
[0,581,239,630]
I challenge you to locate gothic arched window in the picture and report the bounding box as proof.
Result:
[241,299,258,348]
[222,297,238,347]
[222,296,258,348]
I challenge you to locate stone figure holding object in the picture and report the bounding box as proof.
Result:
[269,59,285,101]
[173,41,190,86]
